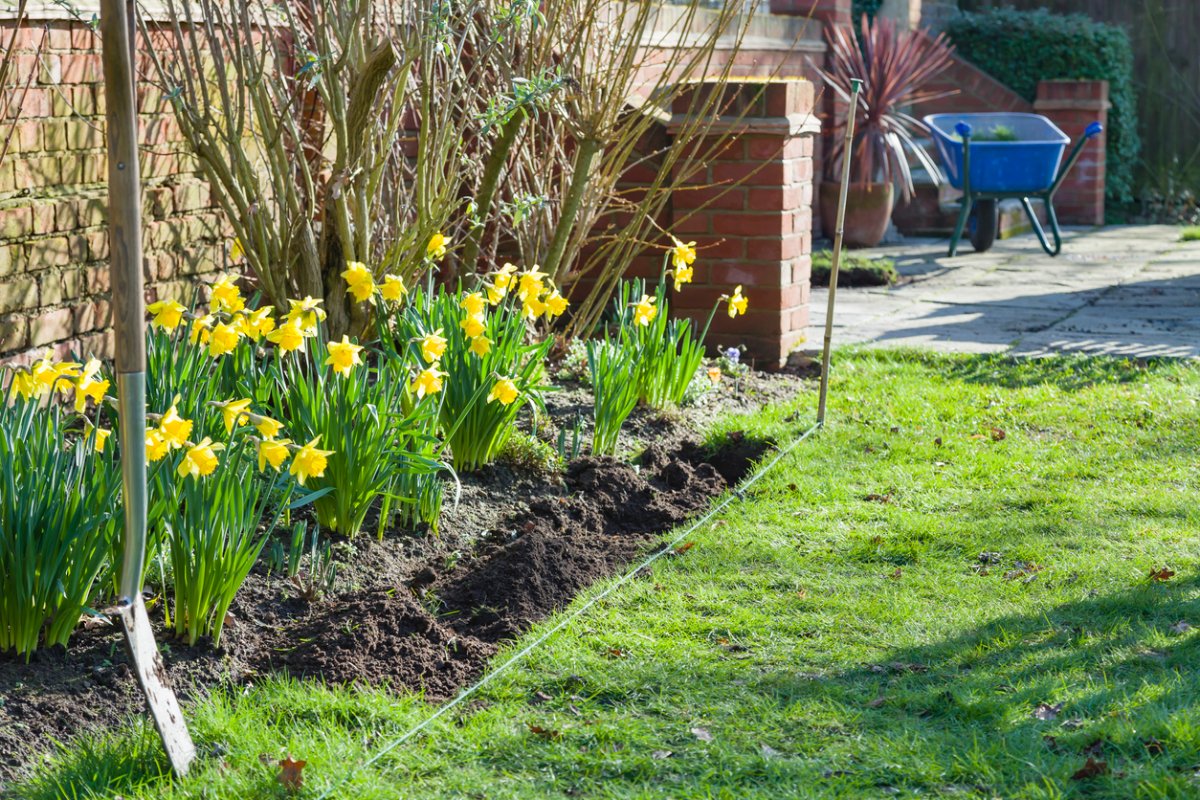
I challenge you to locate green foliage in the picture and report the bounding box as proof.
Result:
[164,438,288,646]
[586,337,641,456]
[946,8,1140,203]
[497,431,563,475]
[0,399,119,658]
[851,0,884,21]
[1180,226,1200,242]
[810,250,898,287]
[614,278,706,411]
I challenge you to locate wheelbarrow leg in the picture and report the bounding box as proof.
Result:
[949,194,974,257]
[1021,196,1061,257]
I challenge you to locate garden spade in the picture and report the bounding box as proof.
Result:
[99,0,196,775]
[818,78,863,426]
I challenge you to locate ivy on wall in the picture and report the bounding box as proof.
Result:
[946,8,1139,203]
[851,0,884,22]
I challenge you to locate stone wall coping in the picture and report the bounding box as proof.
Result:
[666,112,820,137]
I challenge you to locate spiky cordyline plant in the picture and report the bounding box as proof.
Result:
[816,14,955,199]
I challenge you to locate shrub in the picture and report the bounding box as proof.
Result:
[945,8,1139,203]
[810,250,898,287]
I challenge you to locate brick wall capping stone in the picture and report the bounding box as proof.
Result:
[644,4,826,54]
[665,112,820,137]
[1033,99,1113,112]
[0,1,172,20]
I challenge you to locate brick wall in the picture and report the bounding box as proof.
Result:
[1035,80,1109,226]
[0,16,224,364]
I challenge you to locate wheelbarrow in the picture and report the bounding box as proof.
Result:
[924,112,1104,257]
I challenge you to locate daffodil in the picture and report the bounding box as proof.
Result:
[411,364,446,399]
[221,398,253,435]
[460,291,486,317]
[517,266,547,302]
[469,335,492,357]
[189,314,214,346]
[157,404,193,450]
[236,306,276,341]
[545,290,569,317]
[207,322,241,357]
[30,352,79,395]
[266,319,306,353]
[209,274,245,314]
[460,313,486,338]
[178,437,223,479]
[325,336,364,377]
[427,232,448,260]
[73,358,109,413]
[484,282,506,305]
[487,377,520,406]
[381,274,407,303]
[257,438,292,472]
[92,427,111,453]
[147,299,186,331]
[727,285,748,318]
[420,330,447,363]
[522,295,547,320]
[493,262,518,291]
[230,237,245,262]
[673,264,694,291]
[290,436,333,485]
[254,415,284,439]
[671,237,697,270]
[632,294,657,326]
[145,429,171,462]
[7,368,36,401]
[285,296,326,333]
[341,261,376,304]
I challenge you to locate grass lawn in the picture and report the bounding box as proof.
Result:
[16,350,1200,800]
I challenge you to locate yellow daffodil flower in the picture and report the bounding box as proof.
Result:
[31,352,79,395]
[411,364,446,399]
[230,237,245,262]
[427,232,448,260]
[727,285,748,318]
[493,262,518,291]
[517,266,547,302]
[221,398,253,435]
[484,282,506,305]
[460,313,486,339]
[237,306,276,341]
[381,274,407,303]
[341,261,377,304]
[266,319,306,353]
[147,299,186,331]
[209,274,245,314]
[673,264,694,291]
[545,291,569,317]
[285,296,326,333]
[207,322,241,358]
[523,295,547,320]
[254,415,284,439]
[460,292,486,317]
[7,368,36,401]
[178,437,223,479]
[257,438,292,472]
[420,330,447,363]
[145,429,170,462]
[632,294,658,326]
[189,314,214,346]
[671,237,697,270]
[73,359,110,413]
[157,404,193,450]
[325,336,364,377]
[290,436,333,485]
[487,377,520,406]
[92,427,111,453]
[469,335,492,357]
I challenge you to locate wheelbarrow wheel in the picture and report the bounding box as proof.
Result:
[970,199,998,253]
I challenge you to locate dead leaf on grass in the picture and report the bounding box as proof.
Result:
[532,691,553,705]
[527,724,562,740]
[1071,757,1108,780]
[867,696,886,709]
[934,436,943,447]
[1170,620,1193,634]
[606,647,626,658]
[1144,738,1166,756]
[796,589,808,599]
[888,568,903,580]
[1004,561,1043,581]
[1148,567,1176,582]
[277,756,307,792]
[990,427,1007,441]
[691,726,714,742]
[864,493,892,504]
[673,541,696,555]
[760,744,783,758]
[652,749,673,760]
[1033,702,1064,721]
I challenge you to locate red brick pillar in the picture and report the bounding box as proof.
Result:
[668,79,819,368]
[769,0,852,26]
[1034,80,1109,226]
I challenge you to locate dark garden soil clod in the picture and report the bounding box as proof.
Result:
[0,371,803,785]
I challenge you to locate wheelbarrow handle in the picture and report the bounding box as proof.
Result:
[1050,120,1103,196]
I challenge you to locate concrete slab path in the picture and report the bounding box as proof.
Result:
[809,225,1200,359]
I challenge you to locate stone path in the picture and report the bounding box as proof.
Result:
[809,225,1200,359]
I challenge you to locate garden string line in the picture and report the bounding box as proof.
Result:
[315,418,824,799]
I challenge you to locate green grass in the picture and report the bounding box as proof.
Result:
[15,350,1200,799]
[811,250,898,288]
[1180,226,1200,242]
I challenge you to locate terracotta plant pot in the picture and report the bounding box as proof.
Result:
[819,182,895,248]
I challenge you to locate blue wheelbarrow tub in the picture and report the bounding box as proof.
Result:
[925,113,1070,194]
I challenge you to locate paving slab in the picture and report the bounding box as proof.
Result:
[810,225,1200,359]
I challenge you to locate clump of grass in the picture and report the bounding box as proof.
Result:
[1180,226,1200,242]
[497,431,563,475]
[811,250,898,287]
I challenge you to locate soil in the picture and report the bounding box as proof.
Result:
[0,368,805,789]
